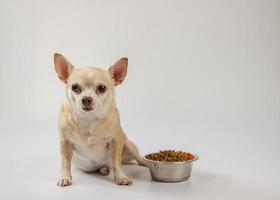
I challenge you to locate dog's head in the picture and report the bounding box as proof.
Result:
[54,53,127,117]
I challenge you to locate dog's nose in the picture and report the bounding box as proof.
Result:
[82,96,92,106]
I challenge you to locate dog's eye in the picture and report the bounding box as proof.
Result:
[97,84,107,94]
[71,84,81,94]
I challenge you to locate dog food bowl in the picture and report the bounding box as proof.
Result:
[143,153,199,182]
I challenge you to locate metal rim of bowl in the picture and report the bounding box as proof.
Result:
[143,152,199,164]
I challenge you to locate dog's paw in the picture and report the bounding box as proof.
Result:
[99,166,110,176]
[114,176,133,186]
[57,176,72,187]
[138,158,149,167]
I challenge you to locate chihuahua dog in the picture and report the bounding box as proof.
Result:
[54,53,146,186]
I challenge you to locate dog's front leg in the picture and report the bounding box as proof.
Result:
[111,138,132,185]
[57,140,73,187]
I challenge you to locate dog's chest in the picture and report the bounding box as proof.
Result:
[72,137,109,168]
[65,126,113,171]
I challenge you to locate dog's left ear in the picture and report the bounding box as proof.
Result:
[54,53,74,83]
[108,57,128,86]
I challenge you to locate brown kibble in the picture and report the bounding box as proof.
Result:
[146,150,195,162]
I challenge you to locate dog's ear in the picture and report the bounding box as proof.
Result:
[108,57,128,86]
[54,53,74,83]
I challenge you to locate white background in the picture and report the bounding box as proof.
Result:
[0,0,279,199]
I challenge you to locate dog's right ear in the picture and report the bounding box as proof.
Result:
[54,53,74,83]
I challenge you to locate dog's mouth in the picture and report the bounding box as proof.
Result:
[81,107,94,112]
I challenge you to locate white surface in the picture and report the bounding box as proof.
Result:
[0,0,279,199]
[0,116,279,200]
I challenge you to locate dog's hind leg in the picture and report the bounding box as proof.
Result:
[123,140,148,167]
[98,165,110,176]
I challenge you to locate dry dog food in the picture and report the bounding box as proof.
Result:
[145,150,195,162]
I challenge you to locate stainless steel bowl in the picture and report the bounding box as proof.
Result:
[144,153,199,182]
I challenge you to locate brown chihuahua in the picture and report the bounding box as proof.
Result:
[54,54,146,187]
